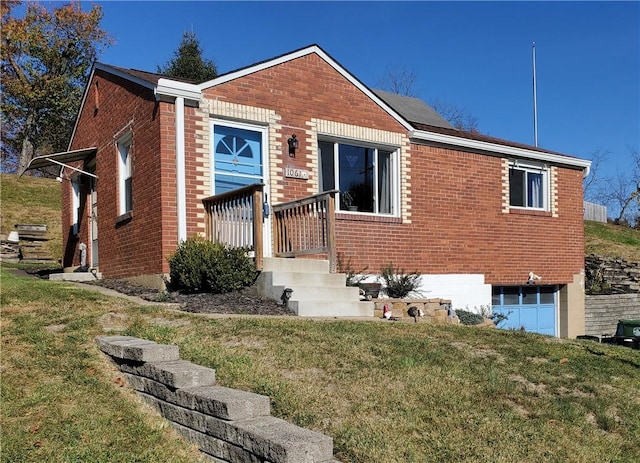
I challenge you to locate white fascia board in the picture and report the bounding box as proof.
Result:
[410,129,592,177]
[200,45,413,132]
[156,78,201,102]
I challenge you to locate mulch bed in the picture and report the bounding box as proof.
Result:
[87,279,294,316]
[26,268,293,316]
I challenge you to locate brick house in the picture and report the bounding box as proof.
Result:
[27,45,591,337]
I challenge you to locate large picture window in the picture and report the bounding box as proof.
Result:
[509,161,548,210]
[117,133,133,215]
[319,140,397,215]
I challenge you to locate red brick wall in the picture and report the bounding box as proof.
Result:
[65,52,585,287]
[200,53,586,286]
[333,147,585,285]
[67,70,174,278]
[202,53,407,202]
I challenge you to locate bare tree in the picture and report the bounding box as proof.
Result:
[583,149,610,203]
[375,65,416,97]
[375,67,480,132]
[429,99,479,133]
[595,147,640,226]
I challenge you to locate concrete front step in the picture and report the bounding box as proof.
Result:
[289,300,374,317]
[258,271,347,289]
[258,257,374,318]
[268,284,360,302]
[262,257,330,274]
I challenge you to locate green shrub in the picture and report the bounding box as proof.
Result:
[337,252,368,287]
[455,309,484,325]
[168,236,256,293]
[378,263,422,298]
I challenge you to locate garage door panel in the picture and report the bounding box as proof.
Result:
[492,286,557,336]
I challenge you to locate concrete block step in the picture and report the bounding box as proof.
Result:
[50,272,102,282]
[260,271,347,288]
[262,257,330,274]
[289,300,374,317]
[268,285,361,302]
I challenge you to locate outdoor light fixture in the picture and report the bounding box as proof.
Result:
[287,134,298,157]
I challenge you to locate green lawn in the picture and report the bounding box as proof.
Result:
[2,266,639,462]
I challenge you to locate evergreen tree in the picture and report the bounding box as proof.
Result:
[158,31,217,82]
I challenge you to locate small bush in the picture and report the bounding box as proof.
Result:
[378,263,422,298]
[455,309,484,325]
[337,252,368,287]
[168,236,256,293]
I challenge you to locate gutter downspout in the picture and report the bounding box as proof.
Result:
[175,96,187,242]
[154,79,200,244]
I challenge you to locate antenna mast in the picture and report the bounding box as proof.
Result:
[532,42,538,147]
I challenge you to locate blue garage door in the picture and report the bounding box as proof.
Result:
[492,286,557,336]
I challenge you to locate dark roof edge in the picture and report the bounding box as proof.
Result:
[411,123,591,175]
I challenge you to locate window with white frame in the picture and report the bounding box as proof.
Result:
[318,140,398,215]
[509,160,549,210]
[117,133,133,215]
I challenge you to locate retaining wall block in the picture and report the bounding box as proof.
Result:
[124,373,270,421]
[172,422,263,463]
[232,415,334,463]
[180,385,271,421]
[118,359,216,388]
[96,335,180,362]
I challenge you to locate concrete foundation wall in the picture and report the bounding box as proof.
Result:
[96,336,341,463]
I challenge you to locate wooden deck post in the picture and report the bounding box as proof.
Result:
[326,191,337,273]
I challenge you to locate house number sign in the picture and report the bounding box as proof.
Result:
[284,167,309,180]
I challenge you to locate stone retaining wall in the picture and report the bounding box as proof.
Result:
[96,336,341,463]
[372,298,455,322]
[585,254,640,293]
[585,294,640,336]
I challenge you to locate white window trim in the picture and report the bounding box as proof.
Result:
[509,159,550,211]
[209,119,269,196]
[72,180,81,235]
[117,132,133,215]
[319,137,400,217]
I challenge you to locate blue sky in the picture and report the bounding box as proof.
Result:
[54,2,640,197]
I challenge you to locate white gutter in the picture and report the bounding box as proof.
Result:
[410,129,592,178]
[156,78,201,102]
[154,80,201,243]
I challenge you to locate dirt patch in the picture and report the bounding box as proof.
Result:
[85,279,295,316]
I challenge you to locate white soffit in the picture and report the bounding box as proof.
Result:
[410,129,592,177]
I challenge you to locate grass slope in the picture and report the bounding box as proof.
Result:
[2,268,639,462]
[585,220,640,262]
[0,173,62,261]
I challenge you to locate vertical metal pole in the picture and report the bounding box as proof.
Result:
[532,42,538,147]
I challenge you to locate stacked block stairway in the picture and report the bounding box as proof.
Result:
[256,257,374,317]
[97,335,342,463]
